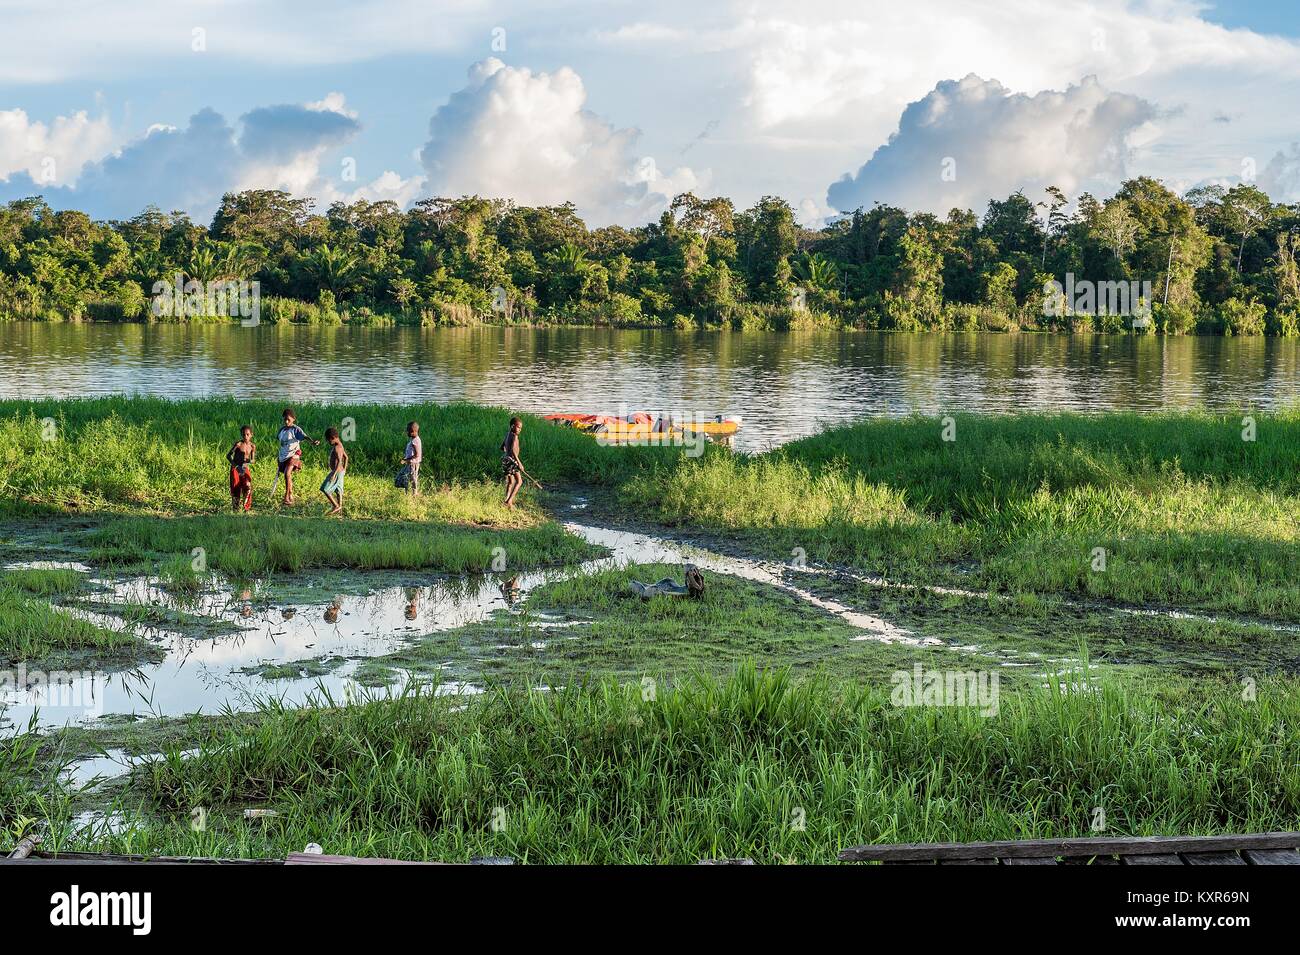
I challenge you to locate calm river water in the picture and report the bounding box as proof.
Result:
[2,323,1297,451]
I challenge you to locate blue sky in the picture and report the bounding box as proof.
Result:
[1206,0,1300,36]
[1,1,1298,226]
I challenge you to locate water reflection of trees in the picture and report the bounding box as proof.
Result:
[3,326,1298,443]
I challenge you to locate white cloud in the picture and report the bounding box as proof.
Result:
[307,92,358,119]
[585,0,1300,209]
[345,169,427,207]
[826,75,1158,215]
[418,58,705,226]
[4,1,1299,219]
[0,108,114,187]
[797,196,836,229]
[1259,145,1300,203]
[0,94,416,220]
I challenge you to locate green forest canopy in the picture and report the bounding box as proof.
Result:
[1,179,1297,334]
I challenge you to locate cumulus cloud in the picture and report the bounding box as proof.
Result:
[0,108,114,187]
[344,169,427,208]
[586,0,1300,209]
[239,102,359,165]
[0,94,418,220]
[419,58,704,226]
[1259,145,1300,203]
[826,75,1157,215]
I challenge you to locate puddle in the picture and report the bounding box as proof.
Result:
[1,522,1043,732]
[567,524,930,646]
[61,747,201,788]
[4,560,94,573]
[68,809,136,837]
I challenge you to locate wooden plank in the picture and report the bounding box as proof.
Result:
[285,853,444,865]
[3,857,261,865]
[284,853,514,865]
[1122,854,1184,865]
[1243,849,1300,865]
[939,858,999,865]
[1000,856,1057,865]
[1183,851,1247,866]
[3,850,277,865]
[1062,855,1121,865]
[838,831,1300,862]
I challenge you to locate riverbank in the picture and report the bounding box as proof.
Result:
[2,397,1298,861]
[3,397,1298,665]
[7,297,1298,336]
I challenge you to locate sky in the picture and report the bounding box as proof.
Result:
[0,0,1298,227]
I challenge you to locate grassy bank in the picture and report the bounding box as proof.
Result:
[86,514,596,579]
[622,411,1300,620]
[10,666,1298,863]
[0,395,663,516]
[5,397,1300,633]
[0,395,642,589]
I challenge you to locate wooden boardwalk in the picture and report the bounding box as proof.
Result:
[839,832,1300,866]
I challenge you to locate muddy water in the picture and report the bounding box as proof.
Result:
[3,521,940,733]
[7,516,1275,734]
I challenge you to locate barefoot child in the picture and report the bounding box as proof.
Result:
[225,425,256,511]
[321,426,349,515]
[276,408,320,505]
[400,421,422,495]
[501,416,524,509]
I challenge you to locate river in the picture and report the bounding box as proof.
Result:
[2,323,1298,451]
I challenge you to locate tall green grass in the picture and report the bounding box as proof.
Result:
[89,514,597,578]
[0,571,136,663]
[623,412,1300,618]
[0,396,669,515]
[31,665,1300,863]
[0,717,50,835]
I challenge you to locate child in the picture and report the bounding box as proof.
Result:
[276,408,320,505]
[320,426,349,515]
[501,416,524,509]
[400,421,422,495]
[225,425,256,512]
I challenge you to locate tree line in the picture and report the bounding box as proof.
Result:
[1,178,1297,334]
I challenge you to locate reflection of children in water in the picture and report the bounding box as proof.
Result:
[323,597,343,624]
[239,589,253,618]
[404,587,420,621]
[500,576,520,605]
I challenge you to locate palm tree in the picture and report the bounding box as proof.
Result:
[301,244,360,298]
[554,242,589,275]
[794,252,839,291]
[185,243,221,283]
[132,248,169,286]
[221,241,267,281]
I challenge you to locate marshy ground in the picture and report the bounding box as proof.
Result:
[2,397,1298,862]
